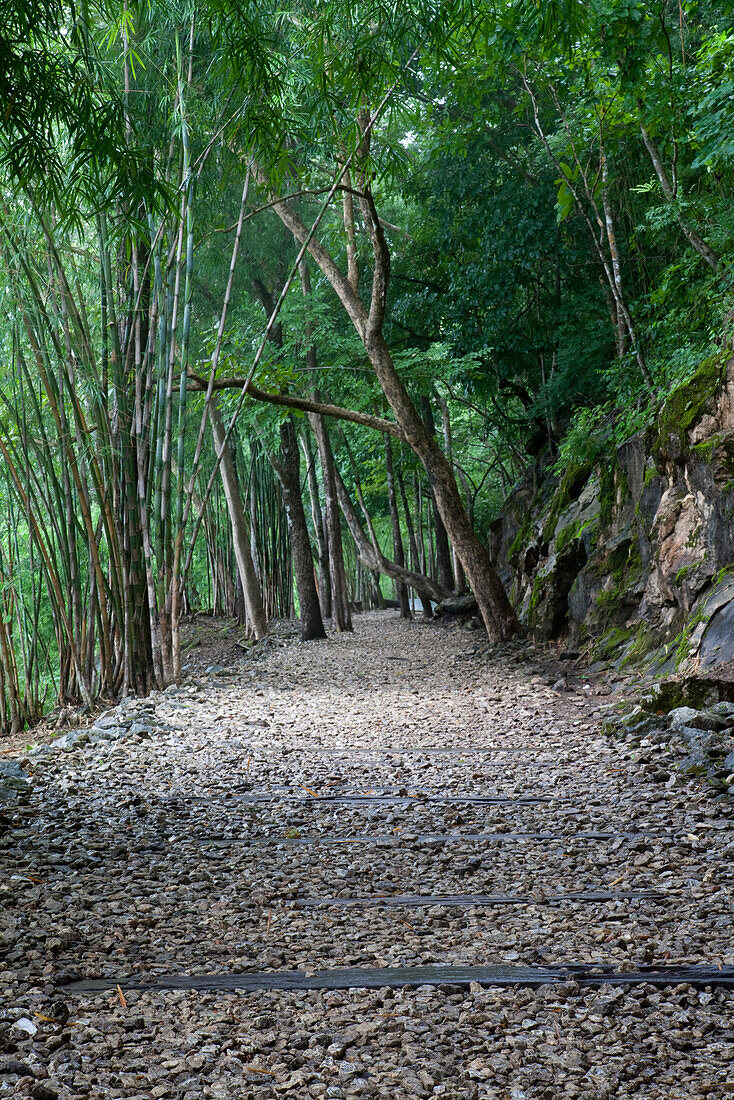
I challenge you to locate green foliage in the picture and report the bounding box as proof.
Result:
[553,407,614,474]
[692,29,734,169]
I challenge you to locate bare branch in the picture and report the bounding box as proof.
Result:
[187,373,403,439]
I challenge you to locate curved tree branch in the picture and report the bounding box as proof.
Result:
[332,460,449,603]
[187,372,403,439]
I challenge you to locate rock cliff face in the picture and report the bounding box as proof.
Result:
[491,353,734,679]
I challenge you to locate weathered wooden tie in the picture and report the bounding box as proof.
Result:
[294,890,662,907]
[200,830,667,850]
[272,747,565,755]
[63,962,734,994]
[232,746,571,756]
[234,794,551,806]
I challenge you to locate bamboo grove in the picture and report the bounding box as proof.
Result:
[0,118,465,727]
[0,0,732,731]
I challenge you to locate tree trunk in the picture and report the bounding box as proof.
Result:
[370,569,386,609]
[421,395,454,593]
[438,395,467,592]
[256,168,518,639]
[415,475,426,574]
[640,125,720,271]
[368,335,517,638]
[278,416,326,641]
[208,400,267,639]
[397,471,420,576]
[385,437,411,618]
[309,408,352,632]
[300,431,331,618]
[332,460,447,604]
[249,477,262,586]
[250,262,327,636]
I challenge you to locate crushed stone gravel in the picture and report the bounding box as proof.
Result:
[1,610,733,1098]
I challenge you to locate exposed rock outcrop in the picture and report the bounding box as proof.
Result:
[434,594,479,618]
[492,353,734,677]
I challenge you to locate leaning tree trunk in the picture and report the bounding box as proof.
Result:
[208,400,267,639]
[278,416,326,641]
[259,174,518,639]
[368,336,517,638]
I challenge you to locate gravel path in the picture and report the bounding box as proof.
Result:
[2,611,734,1098]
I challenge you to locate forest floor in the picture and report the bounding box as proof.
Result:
[2,611,734,1099]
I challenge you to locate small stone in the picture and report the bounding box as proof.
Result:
[93,713,128,729]
[0,761,33,792]
[434,594,479,617]
[668,707,726,733]
[0,1062,34,1077]
[48,1001,69,1025]
[13,1017,37,1036]
[98,726,128,740]
[129,722,153,739]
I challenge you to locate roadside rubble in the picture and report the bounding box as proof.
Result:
[602,694,734,793]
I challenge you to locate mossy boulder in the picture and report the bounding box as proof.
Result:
[650,352,730,469]
[492,354,734,671]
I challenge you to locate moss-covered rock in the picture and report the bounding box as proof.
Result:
[650,351,729,468]
[492,354,734,676]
